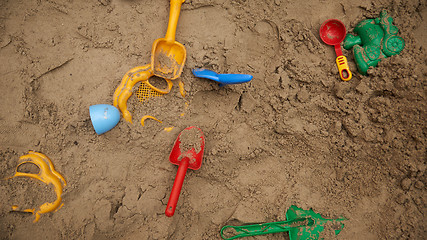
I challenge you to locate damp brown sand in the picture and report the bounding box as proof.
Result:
[153,51,183,79]
[179,127,203,154]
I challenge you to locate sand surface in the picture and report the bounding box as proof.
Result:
[0,0,426,239]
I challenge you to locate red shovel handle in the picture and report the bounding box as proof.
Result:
[165,157,189,217]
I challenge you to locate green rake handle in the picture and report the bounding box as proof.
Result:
[220,217,314,240]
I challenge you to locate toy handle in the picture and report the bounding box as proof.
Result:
[165,0,185,42]
[165,157,189,217]
[336,56,352,81]
[220,217,313,240]
[218,74,253,85]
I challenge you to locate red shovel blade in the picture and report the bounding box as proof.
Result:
[166,126,205,217]
[169,126,205,170]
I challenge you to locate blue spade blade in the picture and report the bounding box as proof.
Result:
[192,69,253,85]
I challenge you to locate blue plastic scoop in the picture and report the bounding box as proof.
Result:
[192,69,253,86]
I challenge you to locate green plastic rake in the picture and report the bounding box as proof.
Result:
[221,205,346,240]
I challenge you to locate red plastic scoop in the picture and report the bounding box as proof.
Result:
[165,126,205,217]
[320,19,352,81]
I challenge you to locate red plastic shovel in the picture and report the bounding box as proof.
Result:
[165,126,205,217]
[320,19,352,81]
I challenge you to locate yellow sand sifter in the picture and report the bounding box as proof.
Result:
[151,0,186,80]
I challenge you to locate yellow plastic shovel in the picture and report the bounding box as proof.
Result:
[151,0,186,80]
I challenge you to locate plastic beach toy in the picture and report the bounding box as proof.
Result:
[221,205,346,240]
[89,104,120,135]
[343,10,405,75]
[151,0,186,80]
[165,126,205,217]
[320,19,352,81]
[192,69,253,86]
[7,151,67,223]
[113,0,188,124]
[113,64,186,124]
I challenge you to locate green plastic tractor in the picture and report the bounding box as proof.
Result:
[343,10,405,75]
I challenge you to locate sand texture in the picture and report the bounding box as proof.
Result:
[0,0,426,239]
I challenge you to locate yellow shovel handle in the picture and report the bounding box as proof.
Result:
[336,56,352,81]
[165,0,185,42]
